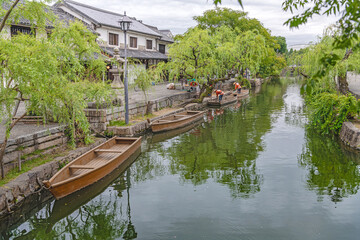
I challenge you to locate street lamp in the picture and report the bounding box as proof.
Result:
[118,12,132,125]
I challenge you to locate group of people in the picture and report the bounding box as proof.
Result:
[214,82,242,102]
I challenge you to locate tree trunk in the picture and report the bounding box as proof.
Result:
[0,112,27,179]
[0,0,21,33]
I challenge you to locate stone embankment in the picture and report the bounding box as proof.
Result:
[86,91,193,132]
[340,121,360,150]
[107,103,203,136]
[0,138,106,218]
[2,125,67,175]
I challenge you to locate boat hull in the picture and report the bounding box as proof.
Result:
[151,111,205,133]
[44,137,141,199]
[207,96,237,107]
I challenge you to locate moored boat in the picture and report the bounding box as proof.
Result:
[43,137,142,199]
[207,95,238,107]
[150,110,205,133]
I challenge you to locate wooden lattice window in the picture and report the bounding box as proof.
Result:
[11,25,34,37]
[146,39,152,50]
[109,33,119,46]
[159,44,165,54]
[130,37,137,48]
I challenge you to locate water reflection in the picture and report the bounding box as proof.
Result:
[299,130,360,203]
[4,78,360,239]
[149,80,289,198]
[4,150,141,240]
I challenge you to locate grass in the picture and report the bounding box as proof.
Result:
[20,148,44,160]
[0,150,67,187]
[0,137,101,186]
[108,113,155,127]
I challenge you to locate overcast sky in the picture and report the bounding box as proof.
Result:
[72,0,339,47]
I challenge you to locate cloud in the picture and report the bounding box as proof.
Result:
[70,0,338,46]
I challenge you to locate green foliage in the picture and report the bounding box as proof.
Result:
[0,150,66,186]
[274,36,287,54]
[283,0,360,50]
[236,76,251,89]
[108,120,127,127]
[193,8,285,78]
[0,0,55,32]
[0,20,113,147]
[194,7,247,32]
[307,92,359,134]
[103,130,115,138]
[299,129,360,203]
[293,30,360,135]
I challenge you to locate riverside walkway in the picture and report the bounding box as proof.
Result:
[0,83,185,142]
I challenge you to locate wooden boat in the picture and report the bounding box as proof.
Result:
[151,117,204,143]
[43,137,142,199]
[207,95,238,107]
[150,110,205,133]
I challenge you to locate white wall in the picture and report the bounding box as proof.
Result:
[347,71,360,95]
[97,26,157,51]
[0,25,11,39]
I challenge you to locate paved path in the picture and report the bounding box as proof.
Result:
[0,83,186,141]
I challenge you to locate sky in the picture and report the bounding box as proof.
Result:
[71,0,339,48]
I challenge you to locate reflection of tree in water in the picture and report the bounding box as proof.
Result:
[130,150,168,183]
[8,174,138,240]
[299,130,360,203]
[156,81,288,198]
[123,169,137,240]
[9,192,126,240]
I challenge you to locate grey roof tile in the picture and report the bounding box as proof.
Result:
[101,46,168,60]
[144,24,174,43]
[63,0,163,37]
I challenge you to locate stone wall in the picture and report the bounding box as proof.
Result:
[340,121,360,150]
[347,71,360,99]
[3,126,68,175]
[107,103,203,137]
[86,92,191,132]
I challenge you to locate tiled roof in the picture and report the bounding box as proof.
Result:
[144,25,174,43]
[52,7,97,33]
[61,0,163,38]
[101,46,168,60]
[1,1,93,33]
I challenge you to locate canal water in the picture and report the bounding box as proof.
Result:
[2,78,360,239]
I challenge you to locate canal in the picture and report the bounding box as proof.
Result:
[2,78,360,239]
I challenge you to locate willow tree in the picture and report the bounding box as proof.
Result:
[0,1,113,178]
[219,29,267,77]
[194,7,286,78]
[294,30,360,134]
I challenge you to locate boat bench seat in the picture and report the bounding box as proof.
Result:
[69,165,95,170]
[157,120,173,122]
[95,149,123,153]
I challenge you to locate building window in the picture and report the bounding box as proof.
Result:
[11,26,34,37]
[130,37,137,48]
[159,44,165,54]
[109,33,119,46]
[146,40,152,50]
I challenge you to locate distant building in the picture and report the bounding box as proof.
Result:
[287,44,312,51]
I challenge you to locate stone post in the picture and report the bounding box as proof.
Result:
[109,47,125,105]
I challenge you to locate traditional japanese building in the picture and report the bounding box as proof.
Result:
[54,0,174,76]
